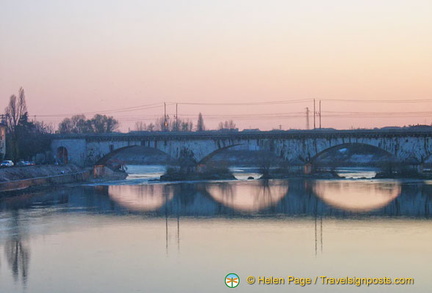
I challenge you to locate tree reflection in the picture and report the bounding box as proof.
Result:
[5,238,30,283]
[3,211,30,285]
[175,183,201,206]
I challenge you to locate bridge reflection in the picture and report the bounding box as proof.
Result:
[2,179,432,218]
[313,180,401,212]
[103,179,405,216]
[108,184,174,212]
[2,179,432,288]
[204,180,288,212]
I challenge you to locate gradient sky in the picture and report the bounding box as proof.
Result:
[1,0,431,131]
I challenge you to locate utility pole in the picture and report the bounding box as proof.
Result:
[306,107,310,130]
[176,103,180,131]
[164,102,168,131]
[319,100,322,129]
[313,99,316,129]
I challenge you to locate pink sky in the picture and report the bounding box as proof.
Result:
[1,0,431,131]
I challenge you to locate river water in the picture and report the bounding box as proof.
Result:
[1,166,432,292]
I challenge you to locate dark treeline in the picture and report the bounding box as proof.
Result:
[134,116,193,132]
[134,112,237,132]
[1,88,121,162]
[1,88,239,162]
[58,114,119,134]
[2,88,52,162]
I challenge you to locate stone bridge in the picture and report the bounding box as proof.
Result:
[50,129,432,167]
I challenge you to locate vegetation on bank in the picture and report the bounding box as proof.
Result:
[58,114,119,134]
[2,88,52,163]
[1,88,238,165]
[2,88,128,163]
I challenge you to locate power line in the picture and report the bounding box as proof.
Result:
[322,98,432,103]
[30,98,432,130]
[34,103,163,117]
[324,111,432,115]
[32,98,432,117]
[177,112,304,117]
[175,99,312,106]
[323,112,432,118]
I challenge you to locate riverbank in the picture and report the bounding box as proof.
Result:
[0,165,91,193]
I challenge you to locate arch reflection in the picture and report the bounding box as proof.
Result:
[108,185,174,212]
[313,180,401,212]
[205,180,288,212]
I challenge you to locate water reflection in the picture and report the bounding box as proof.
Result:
[87,179,431,217]
[335,167,378,179]
[108,185,174,212]
[313,180,401,212]
[125,165,167,181]
[205,180,288,212]
[2,211,30,285]
[315,215,323,256]
[164,215,180,255]
[2,178,432,219]
[229,167,263,180]
[2,178,432,293]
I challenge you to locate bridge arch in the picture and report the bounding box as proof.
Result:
[94,145,174,166]
[310,143,397,165]
[56,146,69,164]
[197,144,243,165]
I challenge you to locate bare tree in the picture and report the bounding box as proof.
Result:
[34,121,54,134]
[147,123,155,131]
[196,112,205,131]
[156,116,170,131]
[135,121,147,131]
[5,87,27,133]
[152,116,193,132]
[218,120,236,130]
[91,114,119,133]
[58,114,87,133]
[181,119,193,131]
[4,88,28,159]
[58,114,118,134]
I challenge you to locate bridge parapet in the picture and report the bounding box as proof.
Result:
[50,129,432,167]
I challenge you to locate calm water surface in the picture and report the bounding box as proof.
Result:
[1,166,432,292]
